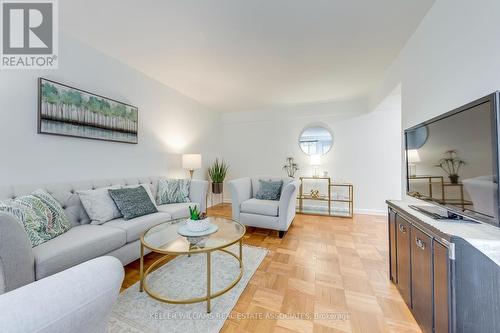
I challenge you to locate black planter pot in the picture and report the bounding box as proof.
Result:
[449,174,459,184]
[212,182,223,194]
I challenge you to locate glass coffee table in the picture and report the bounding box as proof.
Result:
[139,216,246,313]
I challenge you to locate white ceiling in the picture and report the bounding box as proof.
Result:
[61,0,434,112]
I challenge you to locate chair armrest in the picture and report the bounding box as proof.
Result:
[189,180,209,213]
[227,177,252,221]
[0,212,35,294]
[0,256,124,333]
[278,180,300,231]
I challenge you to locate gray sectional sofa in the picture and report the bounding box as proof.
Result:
[0,176,208,294]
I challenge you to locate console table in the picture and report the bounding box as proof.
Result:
[296,177,353,217]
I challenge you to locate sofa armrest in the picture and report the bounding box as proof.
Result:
[0,256,124,333]
[0,213,35,294]
[227,177,252,221]
[278,180,299,231]
[189,180,209,213]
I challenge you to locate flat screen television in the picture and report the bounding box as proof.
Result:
[405,92,500,227]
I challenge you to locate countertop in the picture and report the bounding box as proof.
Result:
[387,198,500,267]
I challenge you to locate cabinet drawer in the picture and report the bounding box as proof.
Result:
[395,215,411,307]
[411,226,433,333]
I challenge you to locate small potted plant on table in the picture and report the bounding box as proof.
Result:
[435,150,466,184]
[186,206,209,232]
[208,158,229,194]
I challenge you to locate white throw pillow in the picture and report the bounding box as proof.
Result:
[122,184,157,208]
[77,186,122,224]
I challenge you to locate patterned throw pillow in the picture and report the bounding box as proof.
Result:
[108,186,158,220]
[156,179,191,205]
[255,179,283,201]
[0,191,70,247]
[32,189,71,237]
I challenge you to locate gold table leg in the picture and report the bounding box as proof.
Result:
[207,252,211,313]
[239,240,243,268]
[139,242,144,292]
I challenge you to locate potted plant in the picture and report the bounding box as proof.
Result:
[282,157,299,178]
[435,150,466,184]
[208,158,229,194]
[186,205,209,232]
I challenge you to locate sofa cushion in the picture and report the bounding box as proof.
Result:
[103,212,172,243]
[33,224,126,279]
[157,179,191,205]
[77,186,122,224]
[251,176,292,198]
[241,198,279,217]
[108,187,158,220]
[157,203,199,220]
[255,180,283,201]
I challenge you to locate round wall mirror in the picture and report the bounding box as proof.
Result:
[298,125,333,155]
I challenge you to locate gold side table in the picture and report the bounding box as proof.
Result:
[139,216,246,313]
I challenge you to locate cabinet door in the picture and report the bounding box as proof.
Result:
[411,226,433,333]
[395,215,411,306]
[389,209,397,282]
[433,240,449,333]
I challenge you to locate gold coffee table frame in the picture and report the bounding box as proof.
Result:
[139,217,246,313]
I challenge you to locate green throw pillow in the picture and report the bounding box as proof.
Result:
[156,179,191,205]
[0,191,71,247]
[108,186,158,220]
[255,179,283,201]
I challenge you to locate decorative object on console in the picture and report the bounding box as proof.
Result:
[282,157,299,178]
[182,154,202,179]
[38,78,138,144]
[310,154,321,178]
[208,158,229,194]
[157,178,191,205]
[310,189,320,199]
[108,186,158,220]
[255,179,283,200]
[298,125,333,155]
[435,150,466,184]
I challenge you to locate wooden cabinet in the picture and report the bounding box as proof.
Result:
[411,226,433,333]
[395,214,412,306]
[388,207,453,333]
[433,240,450,333]
[389,209,397,282]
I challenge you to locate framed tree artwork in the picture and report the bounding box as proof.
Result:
[38,78,138,144]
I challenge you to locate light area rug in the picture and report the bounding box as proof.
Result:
[108,244,268,333]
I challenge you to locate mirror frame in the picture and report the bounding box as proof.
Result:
[298,124,333,156]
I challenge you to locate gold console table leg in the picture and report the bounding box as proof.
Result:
[139,243,144,292]
[207,252,211,313]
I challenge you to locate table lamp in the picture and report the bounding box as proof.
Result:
[310,155,321,178]
[407,149,420,178]
[182,154,202,179]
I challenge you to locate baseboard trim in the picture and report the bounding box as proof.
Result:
[354,209,387,216]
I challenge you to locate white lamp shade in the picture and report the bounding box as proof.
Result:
[310,155,321,166]
[182,154,202,170]
[407,149,421,163]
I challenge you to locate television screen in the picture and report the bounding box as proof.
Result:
[405,94,499,226]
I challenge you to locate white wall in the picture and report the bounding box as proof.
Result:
[368,0,500,200]
[0,35,220,186]
[219,97,402,214]
[371,0,500,130]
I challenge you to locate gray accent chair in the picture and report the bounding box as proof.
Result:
[0,256,124,333]
[228,176,299,238]
[0,176,209,294]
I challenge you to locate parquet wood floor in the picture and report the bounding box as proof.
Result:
[122,204,421,333]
